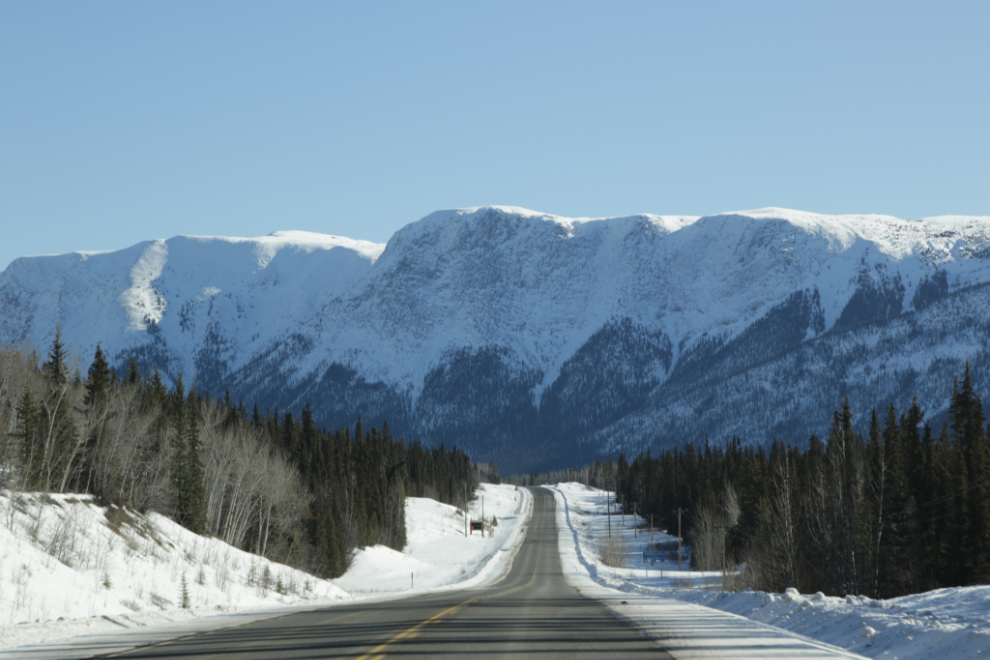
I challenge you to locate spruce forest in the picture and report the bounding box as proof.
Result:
[514,366,990,600]
[0,329,480,579]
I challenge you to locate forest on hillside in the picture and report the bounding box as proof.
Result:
[0,330,480,578]
[514,367,990,599]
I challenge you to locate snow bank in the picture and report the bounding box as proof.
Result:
[334,483,531,595]
[552,482,990,660]
[0,484,531,656]
[0,491,346,650]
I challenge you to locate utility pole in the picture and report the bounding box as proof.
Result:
[650,513,654,551]
[464,484,468,537]
[633,502,637,538]
[676,508,684,571]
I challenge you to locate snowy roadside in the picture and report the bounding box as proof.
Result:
[551,482,990,660]
[334,483,532,596]
[551,482,864,658]
[0,484,531,658]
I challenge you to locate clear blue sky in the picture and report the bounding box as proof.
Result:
[2,1,988,271]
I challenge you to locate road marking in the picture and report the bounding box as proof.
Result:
[354,491,547,660]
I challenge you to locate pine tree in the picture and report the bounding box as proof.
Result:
[148,366,167,404]
[301,400,316,464]
[43,325,69,388]
[126,357,141,386]
[956,366,990,583]
[180,573,190,608]
[16,391,42,490]
[915,421,941,590]
[879,403,913,596]
[80,344,113,494]
[84,345,111,408]
[949,365,989,584]
[40,327,76,492]
[177,391,207,534]
[921,421,951,589]
[865,407,885,597]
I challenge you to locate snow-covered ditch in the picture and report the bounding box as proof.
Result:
[552,481,990,659]
[0,484,531,656]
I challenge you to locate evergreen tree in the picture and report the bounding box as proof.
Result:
[876,402,922,595]
[40,327,76,492]
[126,358,141,386]
[176,390,207,534]
[949,365,989,584]
[301,400,316,463]
[865,407,885,596]
[43,325,69,388]
[80,344,113,494]
[915,421,941,590]
[84,345,111,408]
[16,391,41,490]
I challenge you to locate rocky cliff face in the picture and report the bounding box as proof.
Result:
[3,207,990,472]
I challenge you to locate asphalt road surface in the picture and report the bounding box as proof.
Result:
[102,487,669,659]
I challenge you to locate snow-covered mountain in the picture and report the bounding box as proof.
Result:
[3,206,990,472]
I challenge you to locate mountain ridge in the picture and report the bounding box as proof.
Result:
[3,206,990,472]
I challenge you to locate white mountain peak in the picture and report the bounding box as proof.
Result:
[4,206,990,470]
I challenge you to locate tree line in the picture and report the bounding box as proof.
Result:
[0,330,479,578]
[609,364,990,598]
[506,367,989,599]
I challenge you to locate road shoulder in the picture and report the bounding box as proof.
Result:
[549,484,867,659]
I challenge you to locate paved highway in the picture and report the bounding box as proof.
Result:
[103,487,669,659]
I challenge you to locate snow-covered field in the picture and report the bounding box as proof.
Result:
[0,484,531,656]
[551,481,990,660]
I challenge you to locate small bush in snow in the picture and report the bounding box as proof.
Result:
[259,565,273,595]
[149,591,171,609]
[597,532,627,568]
[180,574,190,609]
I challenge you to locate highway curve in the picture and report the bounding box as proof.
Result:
[104,487,669,659]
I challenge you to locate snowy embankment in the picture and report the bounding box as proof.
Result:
[552,482,990,660]
[0,484,530,656]
[336,486,530,596]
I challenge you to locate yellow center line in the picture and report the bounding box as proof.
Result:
[354,492,546,660]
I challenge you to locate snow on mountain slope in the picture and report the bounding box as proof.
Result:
[298,206,990,396]
[0,231,383,382]
[2,207,990,471]
[307,206,699,395]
